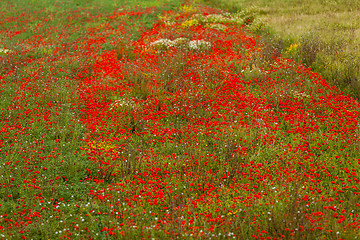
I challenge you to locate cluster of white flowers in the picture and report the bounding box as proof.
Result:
[149,38,175,50]
[188,39,212,51]
[149,38,211,51]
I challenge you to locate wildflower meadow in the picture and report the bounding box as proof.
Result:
[1,0,360,239]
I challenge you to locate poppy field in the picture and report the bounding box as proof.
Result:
[1,1,360,239]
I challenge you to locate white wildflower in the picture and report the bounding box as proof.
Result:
[150,39,174,50]
[188,40,212,51]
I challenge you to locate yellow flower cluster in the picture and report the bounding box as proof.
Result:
[87,141,115,151]
[286,43,300,53]
[181,19,199,28]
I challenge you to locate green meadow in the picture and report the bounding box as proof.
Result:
[1,0,360,239]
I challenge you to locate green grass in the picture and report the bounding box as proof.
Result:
[199,0,360,99]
